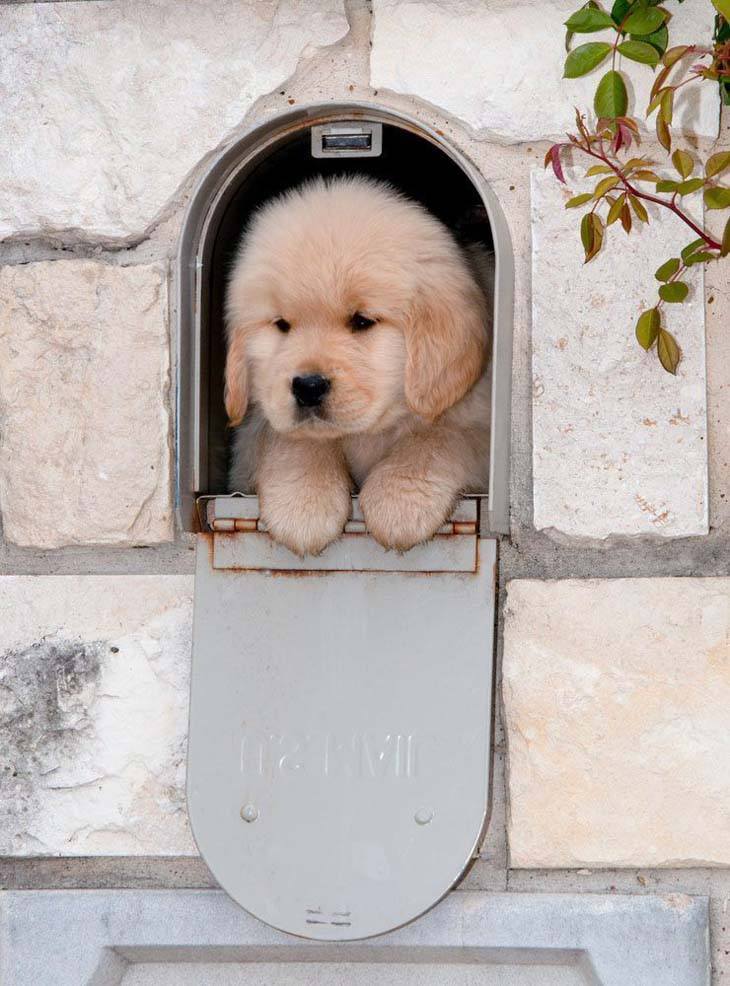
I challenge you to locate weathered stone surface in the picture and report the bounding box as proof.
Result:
[0,889,711,985]
[0,1,348,239]
[371,0,718,143]
[0,260,173,547]
[503,578,730,868]
[0,575,195,855]
[531,168,708,538]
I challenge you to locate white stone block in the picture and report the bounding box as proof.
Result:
[0,0,348,239]
[371,0,718,143]
[531,167,708,538]
[504,578,730,868]
[0,574,195,855]
[0,260,173,547]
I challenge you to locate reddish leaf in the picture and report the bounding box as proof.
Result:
[545,144,567,183]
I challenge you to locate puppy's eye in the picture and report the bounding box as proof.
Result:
[350,312,376,331]
[274,318,291,333]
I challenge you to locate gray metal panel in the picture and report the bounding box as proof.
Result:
[187,537,496,940]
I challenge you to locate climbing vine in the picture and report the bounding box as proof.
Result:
[546,0,730,373]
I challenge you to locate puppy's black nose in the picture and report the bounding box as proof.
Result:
[292,374,331,408]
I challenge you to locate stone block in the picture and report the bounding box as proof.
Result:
[371,0,718,144]
[0,889,710,985]
[0,1,348,239]
[0,261,172,547]
[531,168,708,538]
[0,574,195,855]
[504,578,730,868]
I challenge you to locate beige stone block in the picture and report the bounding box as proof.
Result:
[0,261,172,547]
[504,578,730,867]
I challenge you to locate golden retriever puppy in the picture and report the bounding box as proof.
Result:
[225,176,491,556]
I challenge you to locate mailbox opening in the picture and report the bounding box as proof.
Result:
[178,105,513,534]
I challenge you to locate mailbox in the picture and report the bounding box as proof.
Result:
[179,104,514,940]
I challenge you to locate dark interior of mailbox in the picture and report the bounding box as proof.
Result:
[202,122,494,495]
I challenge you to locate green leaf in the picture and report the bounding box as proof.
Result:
[618,40,660,65]
[594,69,629,117]
[655,257,680,281]
[681,238,705,262]
[636,24,668,56]
[586,164,614,176]
[722,218,730,258]
[663,44,690,68]
[581,212,604,262]
[660,88,673,125]
[636,308,660,350]
[706,152,730,178]
[659,281,689,303]
[672,149,694,179]
[581,212,595,253]
[607,194,626,224]
[611,0,631,22]
[704,187,730,210]
[565,8,616,31]
[566,192,594,208]
[711,0,730,20]
[657,328,681,374]
[629,195,649,222]
[676,178,705,196]
[594,175,620,198]
[656,112,671,152]
[655,180,679,192]
[686,251,717,265]
[623,7,666,35]
[564,41,613,77]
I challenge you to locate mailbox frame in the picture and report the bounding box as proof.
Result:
[176,102,514,536]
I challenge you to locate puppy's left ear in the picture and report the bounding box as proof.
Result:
[405,267,488,421]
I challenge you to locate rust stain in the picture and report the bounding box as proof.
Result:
[669,408,690,426]
[642,418,657,427]
[634,494,670,526]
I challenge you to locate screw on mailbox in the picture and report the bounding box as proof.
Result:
[414,808,434,825]
[240,804,259,823]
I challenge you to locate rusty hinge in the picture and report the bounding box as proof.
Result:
[200,495,478,536]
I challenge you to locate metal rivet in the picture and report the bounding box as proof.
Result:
[414,808,433,825]
[240,804,259,823]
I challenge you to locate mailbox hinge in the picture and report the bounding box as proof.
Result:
[202,495,478,537]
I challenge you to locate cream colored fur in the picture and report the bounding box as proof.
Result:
[225,176,492,556]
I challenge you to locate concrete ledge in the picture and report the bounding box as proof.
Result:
[0,889,710,985]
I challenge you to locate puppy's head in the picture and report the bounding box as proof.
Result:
[225,177,488,438]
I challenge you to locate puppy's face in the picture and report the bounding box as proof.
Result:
[240,285,408,440]
[225,179,488,438]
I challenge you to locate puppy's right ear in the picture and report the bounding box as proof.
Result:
[224,328,248,427]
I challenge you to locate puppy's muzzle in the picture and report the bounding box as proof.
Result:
[292,374,331,409]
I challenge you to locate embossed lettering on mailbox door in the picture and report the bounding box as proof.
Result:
[240,731,419,780]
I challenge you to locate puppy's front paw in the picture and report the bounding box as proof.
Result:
[260,483,350,557]
[359,471,454,551]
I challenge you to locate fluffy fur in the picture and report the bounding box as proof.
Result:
[225,176,492,556]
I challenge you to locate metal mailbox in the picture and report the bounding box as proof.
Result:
[180,104,513,941]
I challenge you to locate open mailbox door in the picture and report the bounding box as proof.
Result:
[187,494,497,940]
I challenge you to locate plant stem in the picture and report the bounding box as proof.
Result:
[577,144,722,250]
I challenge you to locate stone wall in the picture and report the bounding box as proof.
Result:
[1,0,729,981]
